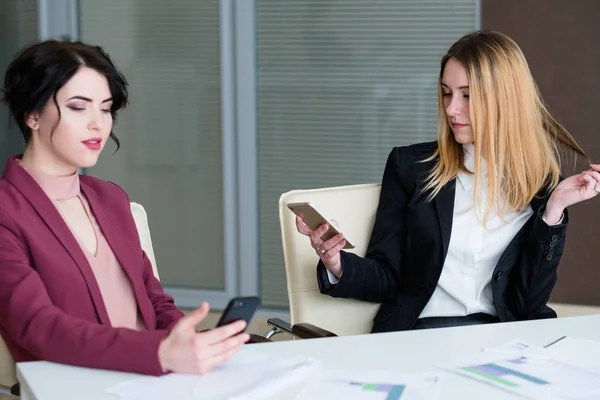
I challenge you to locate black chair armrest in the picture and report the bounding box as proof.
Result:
[266,318,293,335]
[199,328,273,344]
[292,322,337,339]
[247,333,272,344]
[266,317,337,339]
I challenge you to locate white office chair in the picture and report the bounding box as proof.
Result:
[0,203,160,398]
[264,183,595,340]
[265,183,382,339]
[130,202,160,280]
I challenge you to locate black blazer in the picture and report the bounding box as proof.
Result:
[317,141,568,333]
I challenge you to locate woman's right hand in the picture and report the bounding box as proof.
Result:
[158,302,249,374]
[295,215,346,278]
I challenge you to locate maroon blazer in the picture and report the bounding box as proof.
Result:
[0,156,184,375]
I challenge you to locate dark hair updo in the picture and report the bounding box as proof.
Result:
[2,40,128,149]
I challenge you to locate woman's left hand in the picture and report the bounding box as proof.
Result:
[544,164,600,224]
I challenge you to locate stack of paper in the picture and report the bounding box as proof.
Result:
[293,370,443,400]
[105,348,319,400]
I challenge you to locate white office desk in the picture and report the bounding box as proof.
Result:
[17,314,600,400]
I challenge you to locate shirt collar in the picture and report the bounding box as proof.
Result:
[17,159,81,201]
[457,143,486,191]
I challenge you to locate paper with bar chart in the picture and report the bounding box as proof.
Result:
[293,370,442,400]
[441,353,600,400]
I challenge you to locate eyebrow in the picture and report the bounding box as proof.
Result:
[441,83,469,90]
[67,95,113,103]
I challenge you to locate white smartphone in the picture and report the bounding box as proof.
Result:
[287,202,355,249]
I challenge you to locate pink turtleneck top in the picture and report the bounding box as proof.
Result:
[20,162,146,331]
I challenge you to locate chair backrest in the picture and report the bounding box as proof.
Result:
[0,202,160,388]
[130,202,160,279]
[279,183,382,336]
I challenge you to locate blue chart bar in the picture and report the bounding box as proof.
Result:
[481,363,550,385]
[348,381,406,400]
[386,385,406,400]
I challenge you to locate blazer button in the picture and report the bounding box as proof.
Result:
[494,271,504,281]
[551,235,558,242]
[546,255,553,261]
[549,241,556,248]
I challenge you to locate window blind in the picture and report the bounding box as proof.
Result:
[79,0,225,290]
[257,0,478,307]
[0,0,38,169]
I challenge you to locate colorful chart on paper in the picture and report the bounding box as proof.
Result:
[293,372,441,400]
[448,356,600,399]
[347,381,406,400]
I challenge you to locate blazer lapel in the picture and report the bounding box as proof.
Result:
[82,184,155,329]
[434,180,456,260]
[2,157,112,325]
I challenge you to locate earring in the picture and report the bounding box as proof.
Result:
[32,123,38,129]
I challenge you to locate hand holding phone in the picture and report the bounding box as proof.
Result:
[290,202,347,277]
[158,302,249,374]
[287,202,355,249]
[216,296,260,328]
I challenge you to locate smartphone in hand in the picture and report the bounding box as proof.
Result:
[287,202,355,249]
[215,296,260,328]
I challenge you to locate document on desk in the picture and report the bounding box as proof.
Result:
[105,348,318,400]
[542,336,600,376]
[437,339,600,400]
[292,370,442,400]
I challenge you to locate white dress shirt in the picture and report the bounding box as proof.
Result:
[419,143,533,317]
[327,143,559,318]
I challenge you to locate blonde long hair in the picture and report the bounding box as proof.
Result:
[423,30,588,223]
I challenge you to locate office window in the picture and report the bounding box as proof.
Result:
[0,0,38,170]
[257,0,478,307]
[79,0,225,291]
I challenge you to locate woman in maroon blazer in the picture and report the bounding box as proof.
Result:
[0,40,249,376]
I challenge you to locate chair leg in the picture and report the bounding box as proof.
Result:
[264,326,283,339]
[0,383,19,399]
[247,333,272,344]
[10,383,19,397]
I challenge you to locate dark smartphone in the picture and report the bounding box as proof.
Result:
[215,296,260,328]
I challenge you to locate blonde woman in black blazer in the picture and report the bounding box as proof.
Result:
[297,30,600,332]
